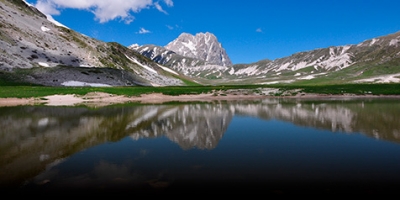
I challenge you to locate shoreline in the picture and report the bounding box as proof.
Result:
[0,92,271,107]
[0,92,399,107]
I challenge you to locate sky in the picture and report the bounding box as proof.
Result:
[25,0,400,64]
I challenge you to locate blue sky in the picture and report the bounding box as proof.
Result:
[25,0,400,64]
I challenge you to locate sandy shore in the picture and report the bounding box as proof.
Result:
[0,91,398,107]
[0,92,274,107]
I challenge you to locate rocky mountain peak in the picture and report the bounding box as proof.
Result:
[164,32,232,66]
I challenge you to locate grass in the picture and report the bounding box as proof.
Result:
[1,83,400,98]
[274,83,400,95]
[0,85,220,98]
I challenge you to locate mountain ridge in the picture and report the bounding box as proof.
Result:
[132,30,400,85]
[1,0,400,86]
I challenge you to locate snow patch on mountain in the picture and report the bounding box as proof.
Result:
[370,38,379,46]
[390,39,399,46]
[318,51,352,70]
[274,45,353,72]
[38,62,50,67]
[235,65,259,76]
[41,26,50,32]
[182,40,196,52]
[292,61,310,71]
[276,62,293,71]
[157,64,179,75]
[354,73,400,83]
[129,44,140,49]
[297,75,315,80]
[61,81,111,87]
[125,55,157,74]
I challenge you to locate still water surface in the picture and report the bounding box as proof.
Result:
[1,98,400,194]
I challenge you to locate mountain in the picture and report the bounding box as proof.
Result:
[133,31,400,85]
[129,44,207,77]
[225,32,400,85]
[131,32,232,67]
[129,32,233,81]
[0,0,188,86]
[1,0,400,87]
[165,32,232,67]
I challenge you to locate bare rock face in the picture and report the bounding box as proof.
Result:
[165,32,232,67]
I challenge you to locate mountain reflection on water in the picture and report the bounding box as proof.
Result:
[1,98,400,194]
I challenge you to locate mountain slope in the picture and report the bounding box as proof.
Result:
[129,44,206,74]
[133,30,400,85]
[0,0,188,86]
[228,31,400,85]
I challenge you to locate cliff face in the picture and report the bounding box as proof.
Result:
[165,32,232,67]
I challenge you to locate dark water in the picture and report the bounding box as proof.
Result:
[1,98,400,195]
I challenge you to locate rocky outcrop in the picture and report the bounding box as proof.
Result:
[165,32,232,67]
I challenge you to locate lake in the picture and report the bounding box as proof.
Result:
[1,97,400,195]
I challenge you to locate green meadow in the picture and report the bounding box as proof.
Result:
[1,83,400,98]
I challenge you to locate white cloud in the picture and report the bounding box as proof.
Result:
[33,0,174,24]
[166,24,180,30]
[256,28,263,33]
[164,0,174,7]
[123,16,134,24]
[154,2,167,14]
[35,0,60,15]
[138,27,151,34]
